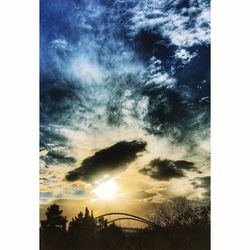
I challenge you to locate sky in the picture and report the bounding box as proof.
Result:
[40,0,210,225]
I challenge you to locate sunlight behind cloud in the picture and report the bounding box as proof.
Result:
[93,179,118,200]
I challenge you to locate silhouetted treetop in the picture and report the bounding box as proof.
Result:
[41,204,67,231]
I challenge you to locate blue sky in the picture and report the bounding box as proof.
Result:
[40,0,210,219]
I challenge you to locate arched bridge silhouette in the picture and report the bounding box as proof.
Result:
[94,212,160,229]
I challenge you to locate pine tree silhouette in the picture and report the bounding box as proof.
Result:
[40,204,67,250]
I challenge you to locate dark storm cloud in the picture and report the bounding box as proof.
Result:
[65,140,147,182]
[191,176,210,198]
[139,158,197,181]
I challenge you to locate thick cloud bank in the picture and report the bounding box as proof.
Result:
[66,140,146,182]
[139,158,197,181]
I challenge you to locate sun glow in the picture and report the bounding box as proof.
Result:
[93,179,118,200]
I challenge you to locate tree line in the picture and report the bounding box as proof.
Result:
[40,197,210,250]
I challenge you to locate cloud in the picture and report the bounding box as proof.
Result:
[40,125,68,150]
[40,192,53,201]
[49,39,73,51]
[143,87,188,131]
[191,176,210,198]
[40,0,211,210]
[133,190,156,200]
[129,0,210,48]
[192,176,210,188]
[40,151,76,166]
[65,140,147,182]
[40,77,84,125]
[175,48,198,64]
[139,158,197,181]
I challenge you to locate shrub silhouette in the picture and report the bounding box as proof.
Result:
[151,197,210,228]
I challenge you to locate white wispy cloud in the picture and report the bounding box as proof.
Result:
[129,0,210,47]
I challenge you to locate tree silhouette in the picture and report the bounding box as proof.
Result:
[67,207,96,250]
[40,201,210,250]
[40,204,67,250]
[96,216,108,230]
[97,221,124,250]
[41,204,67,231]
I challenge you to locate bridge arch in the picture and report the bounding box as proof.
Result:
[94,212,159,228]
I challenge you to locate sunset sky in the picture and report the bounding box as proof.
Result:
[40,0,210,224]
